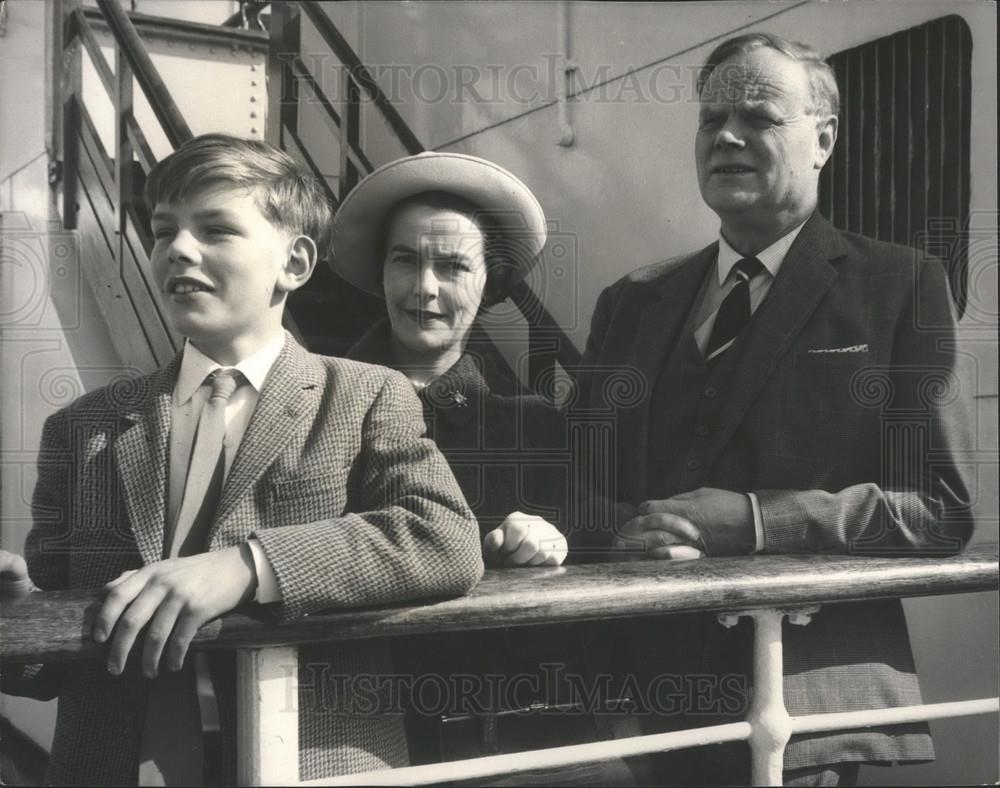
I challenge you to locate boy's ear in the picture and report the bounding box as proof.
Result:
[276,235,317,293]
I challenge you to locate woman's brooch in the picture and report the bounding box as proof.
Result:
[449,390,468,407]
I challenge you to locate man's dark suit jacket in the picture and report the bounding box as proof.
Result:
[3,335,483,785]
[578,212,974,770]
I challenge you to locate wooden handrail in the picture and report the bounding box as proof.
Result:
[2,545,996,663]
[94,0,193,149]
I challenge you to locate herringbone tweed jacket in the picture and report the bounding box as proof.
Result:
[3,335,483,785]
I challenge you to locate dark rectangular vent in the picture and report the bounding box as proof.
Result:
[819,15,972,315]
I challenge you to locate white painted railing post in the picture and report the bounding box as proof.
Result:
[746,610,792,786]
[718,606,819,787]
[236,645,300,786]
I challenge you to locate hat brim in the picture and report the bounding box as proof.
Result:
[329,152,547,299]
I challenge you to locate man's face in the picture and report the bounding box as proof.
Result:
[382,202,488,357]
[695,47,834,230]
[150,185,297,359]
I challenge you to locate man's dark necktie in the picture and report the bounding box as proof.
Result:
[705,256,764,364]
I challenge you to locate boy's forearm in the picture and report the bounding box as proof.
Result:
[252,503,482,624]
[253,372,482,623]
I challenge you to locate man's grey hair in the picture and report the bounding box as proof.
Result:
[697,32,840,119]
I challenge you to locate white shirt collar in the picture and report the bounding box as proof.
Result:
[174,333,286,406]
[716,221,808,286]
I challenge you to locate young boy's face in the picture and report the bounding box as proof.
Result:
[150,184,302,361]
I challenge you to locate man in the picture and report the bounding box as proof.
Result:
[579,34,973,785]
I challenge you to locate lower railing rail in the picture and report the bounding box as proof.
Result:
[2,545,997,786]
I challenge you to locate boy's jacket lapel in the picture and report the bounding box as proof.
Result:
[114,356,179,566]
[211,338,325,542]
[112,338,325,561]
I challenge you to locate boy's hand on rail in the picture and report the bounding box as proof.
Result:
[94,545,258,678]
[0,550,31,598]
[483,513,568,567]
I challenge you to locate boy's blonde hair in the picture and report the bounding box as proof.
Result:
[144,134,333,255]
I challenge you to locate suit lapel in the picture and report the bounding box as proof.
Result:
[624,246,716,497]
[210,337,324,541]
[115,356,180,566]
[701,214,846,474]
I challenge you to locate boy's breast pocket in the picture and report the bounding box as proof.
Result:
[267,468,351,524]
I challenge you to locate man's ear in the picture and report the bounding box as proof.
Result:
[277,235,317,293]
[814,115,838,169]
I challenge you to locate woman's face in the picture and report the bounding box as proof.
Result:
[382,202,488,357]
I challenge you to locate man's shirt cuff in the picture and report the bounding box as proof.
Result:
[747,492,765,553]
[247,538,281,603]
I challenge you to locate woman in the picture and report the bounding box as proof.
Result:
[332,152,570,566]
[330,153,630,783]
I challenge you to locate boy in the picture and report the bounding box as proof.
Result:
[0,134,483,785]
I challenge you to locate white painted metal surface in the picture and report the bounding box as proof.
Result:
[236,646,300,787]
[792,697,1000,734]
[746,610,793,786]
[310,722,753,787]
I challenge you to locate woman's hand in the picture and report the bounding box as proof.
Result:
[0,549,32,598]
[483,513,568,567]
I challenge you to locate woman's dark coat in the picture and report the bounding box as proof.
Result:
[348,321,627,778]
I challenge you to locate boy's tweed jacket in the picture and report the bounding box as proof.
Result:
[578,212,974,773]
[3,335,483,785]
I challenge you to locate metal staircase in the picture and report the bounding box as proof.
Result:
[54,0,580,388]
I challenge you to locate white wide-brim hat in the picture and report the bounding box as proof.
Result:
[329,152,547,300]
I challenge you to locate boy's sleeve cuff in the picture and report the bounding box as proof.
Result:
[246,538,282,603]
